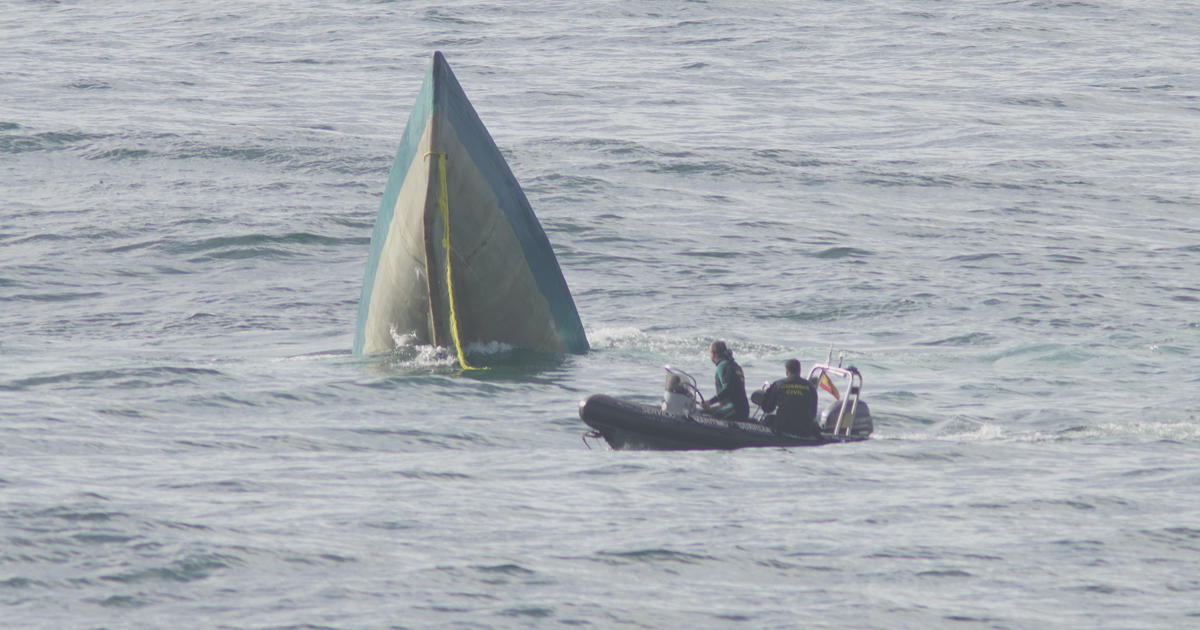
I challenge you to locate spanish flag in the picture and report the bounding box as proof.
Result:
[818,371,840,399]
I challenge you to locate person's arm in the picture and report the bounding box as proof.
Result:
[759,382,778,413]
[805,386,819,426]
[707,362,736,405]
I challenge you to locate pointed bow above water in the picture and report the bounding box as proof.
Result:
[353,52,588,356]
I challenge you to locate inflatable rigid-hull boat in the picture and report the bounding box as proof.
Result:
[578,394,869,451]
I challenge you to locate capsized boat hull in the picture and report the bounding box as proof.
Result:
[579,394,869,451]
[353,51,588,356]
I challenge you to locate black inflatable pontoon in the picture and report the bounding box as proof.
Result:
[579,362,873,451]
[579,394,868,450]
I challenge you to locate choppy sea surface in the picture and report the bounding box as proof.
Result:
[3,1,1199,628]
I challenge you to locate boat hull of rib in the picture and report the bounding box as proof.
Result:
[579,394,869,451]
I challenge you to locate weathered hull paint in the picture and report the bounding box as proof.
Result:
[354,52,588,356]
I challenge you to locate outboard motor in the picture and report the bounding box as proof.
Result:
[822,393,873,437]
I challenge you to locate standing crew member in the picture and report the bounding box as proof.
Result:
[704,340,749,420]
[757,359,821,437]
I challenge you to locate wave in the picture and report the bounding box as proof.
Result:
[0,366,226,392]
[0,128,111,154]
[594,548,714,565]
[165,232,367,262]
[0,123,381,177]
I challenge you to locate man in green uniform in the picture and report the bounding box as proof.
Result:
[704,340,749,420]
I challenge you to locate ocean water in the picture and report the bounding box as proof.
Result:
[2,1,1199,628]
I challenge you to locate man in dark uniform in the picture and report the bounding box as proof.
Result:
[757,359,821,437]
[704,340,749,420]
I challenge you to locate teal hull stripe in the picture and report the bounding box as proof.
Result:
[352,66,434,355]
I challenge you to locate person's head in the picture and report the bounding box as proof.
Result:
[709,340,731,364]
[784,358,801,376]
